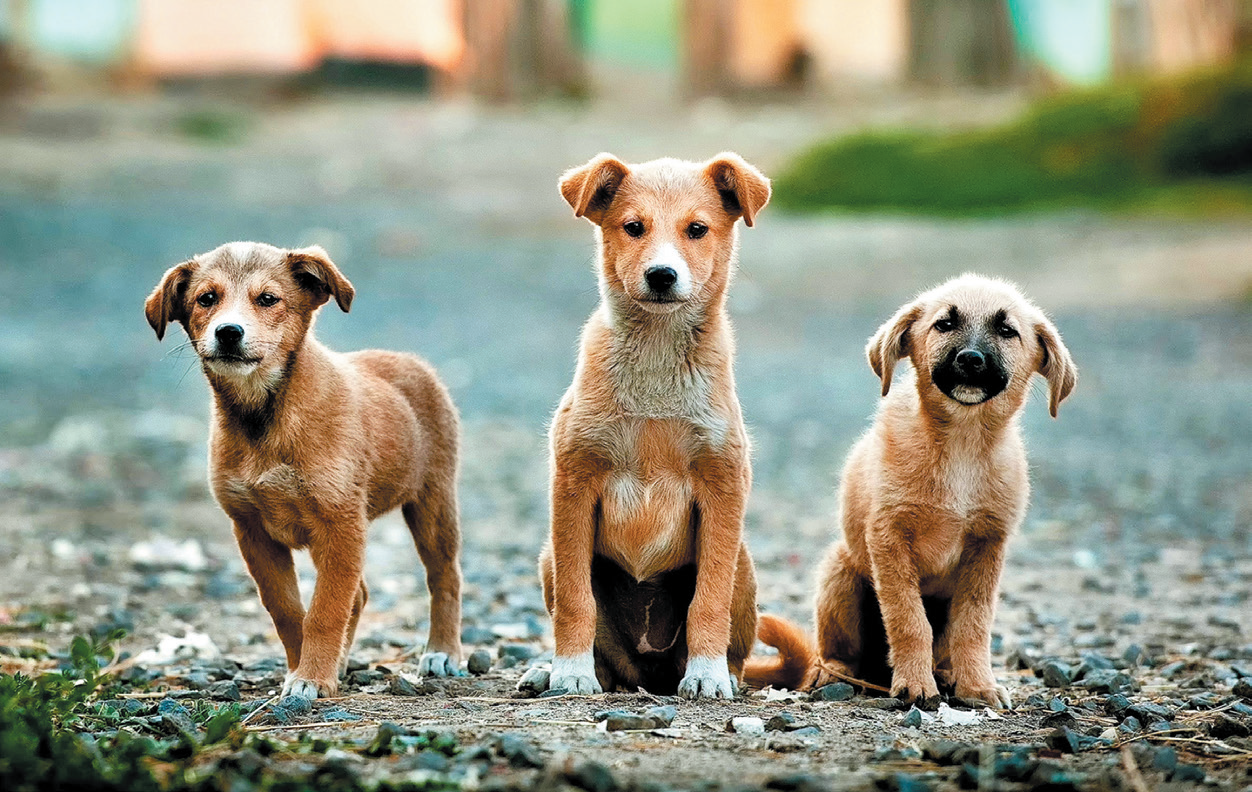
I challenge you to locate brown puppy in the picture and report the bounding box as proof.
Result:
[145,242,463,698]
[747,274,1076,708]
[518,153,769,698]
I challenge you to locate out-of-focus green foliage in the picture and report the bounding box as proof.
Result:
[776,62,1252,215]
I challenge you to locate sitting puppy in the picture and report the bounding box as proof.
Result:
[519,153,770,699]
[145,242,464,697]
[747,274,1076,708]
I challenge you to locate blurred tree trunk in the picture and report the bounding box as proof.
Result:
[459,0,585,101]
[683,0,734,96]
[908,0,1017,87]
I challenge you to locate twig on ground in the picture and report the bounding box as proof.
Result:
[246,719,379,733]
[240,694,280,726]
[815,663,891,694]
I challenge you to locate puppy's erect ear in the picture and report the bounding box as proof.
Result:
[288,246,354,312]
[145,260,196,341]
[1035,317,1077,417]
[706,152,771,227]
[559,154,631,225]
[866,301,923,397]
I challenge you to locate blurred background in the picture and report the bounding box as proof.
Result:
[0,1,1249,659]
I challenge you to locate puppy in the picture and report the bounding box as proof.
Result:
[145,242,464,698]
[518,153,770,699]
[747,274,1076,708]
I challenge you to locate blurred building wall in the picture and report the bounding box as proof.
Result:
[796,0,909,85]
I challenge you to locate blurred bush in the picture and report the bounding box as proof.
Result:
[776,62,1252,215]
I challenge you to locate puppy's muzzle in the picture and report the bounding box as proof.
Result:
[216,323,244,349]
[933,345,1008,404]
[645,266,678,295]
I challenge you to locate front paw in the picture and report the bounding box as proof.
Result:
[678,656,736,700]
[282,672,336,700]
[955,680,1012,709]
[418,651,463,678]
[890,665,940,706]
[547,652,603,696]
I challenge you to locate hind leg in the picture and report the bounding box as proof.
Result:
[403,490,464,677]
[726,542,758,690]
[338,581,369,677]
[809,541,866,689]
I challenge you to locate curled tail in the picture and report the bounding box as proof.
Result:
[743,614,816,691]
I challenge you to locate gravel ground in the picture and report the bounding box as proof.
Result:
[1,93,1251,791]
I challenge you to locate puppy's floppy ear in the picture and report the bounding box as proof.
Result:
[145,260,196,341]
[705,152,771,227]
[1035,317,1077,417]
[559,153,630,224]
[287,246,354,312]
[866,300,923,397]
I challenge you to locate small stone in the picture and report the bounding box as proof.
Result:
[810,682,854,701]
[277,694,312,714]
[901,707,924,727]
[1119,716,1142,733]
[1128,702,1172,723]
[728,716,765,735]
[787,726,821,736]
[1122,644,1147,667]
[495,734,544,768]
[566,759,617,792]
[1040,660,1074,688]
[1172,764,1205,782]
[1104,693,1131,715]
[207,680,240,701]
[605,713,657,731]
[388,675,421,697]
[1082,670,1136,694]
[156,698,196,734]
[1040,711,1078,730]
[1209,713,1250,738]
[538,687,569,698]
[466,649,492,675]
[320,707,363,722]
[1048,697,1069,712]
[921,739,975,766]
[348,669,384,686]
[1146,720,1173,733]
[364,722,407,756]
[644,705,676,727]
[1045,727,1081,754]
[766,712,796,732]
[496,655,519,670]
[1232,678,1252,699]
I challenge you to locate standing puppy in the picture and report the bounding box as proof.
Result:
[520,153,769,698]
[145,242,464,698]
[747,274,1076,708]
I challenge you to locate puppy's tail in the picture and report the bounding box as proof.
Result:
[743,614,817,691]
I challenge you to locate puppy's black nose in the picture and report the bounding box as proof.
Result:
[955,349,986,372]
[215,323,244,346]
[645,266,678,293]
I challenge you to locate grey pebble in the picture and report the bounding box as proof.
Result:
[466,649,493,675]
[810,682,854,702]
[388,676,421,697]
[207,680,240,701]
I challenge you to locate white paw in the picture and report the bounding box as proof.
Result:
[548,652,602,696]
[678,655,735,700]
[418,651,461,678]
[282,673,330,700]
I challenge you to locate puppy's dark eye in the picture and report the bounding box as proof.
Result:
[686,221,708,240]
[196,292,217,308]
[934,317,957,332]
[996,322,1018,339]
[623,220,646,238]
[256,293,279,307]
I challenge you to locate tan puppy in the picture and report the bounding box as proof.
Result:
[747,274,1076,708]
[518,153,769,698]
[145,242,463,698]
